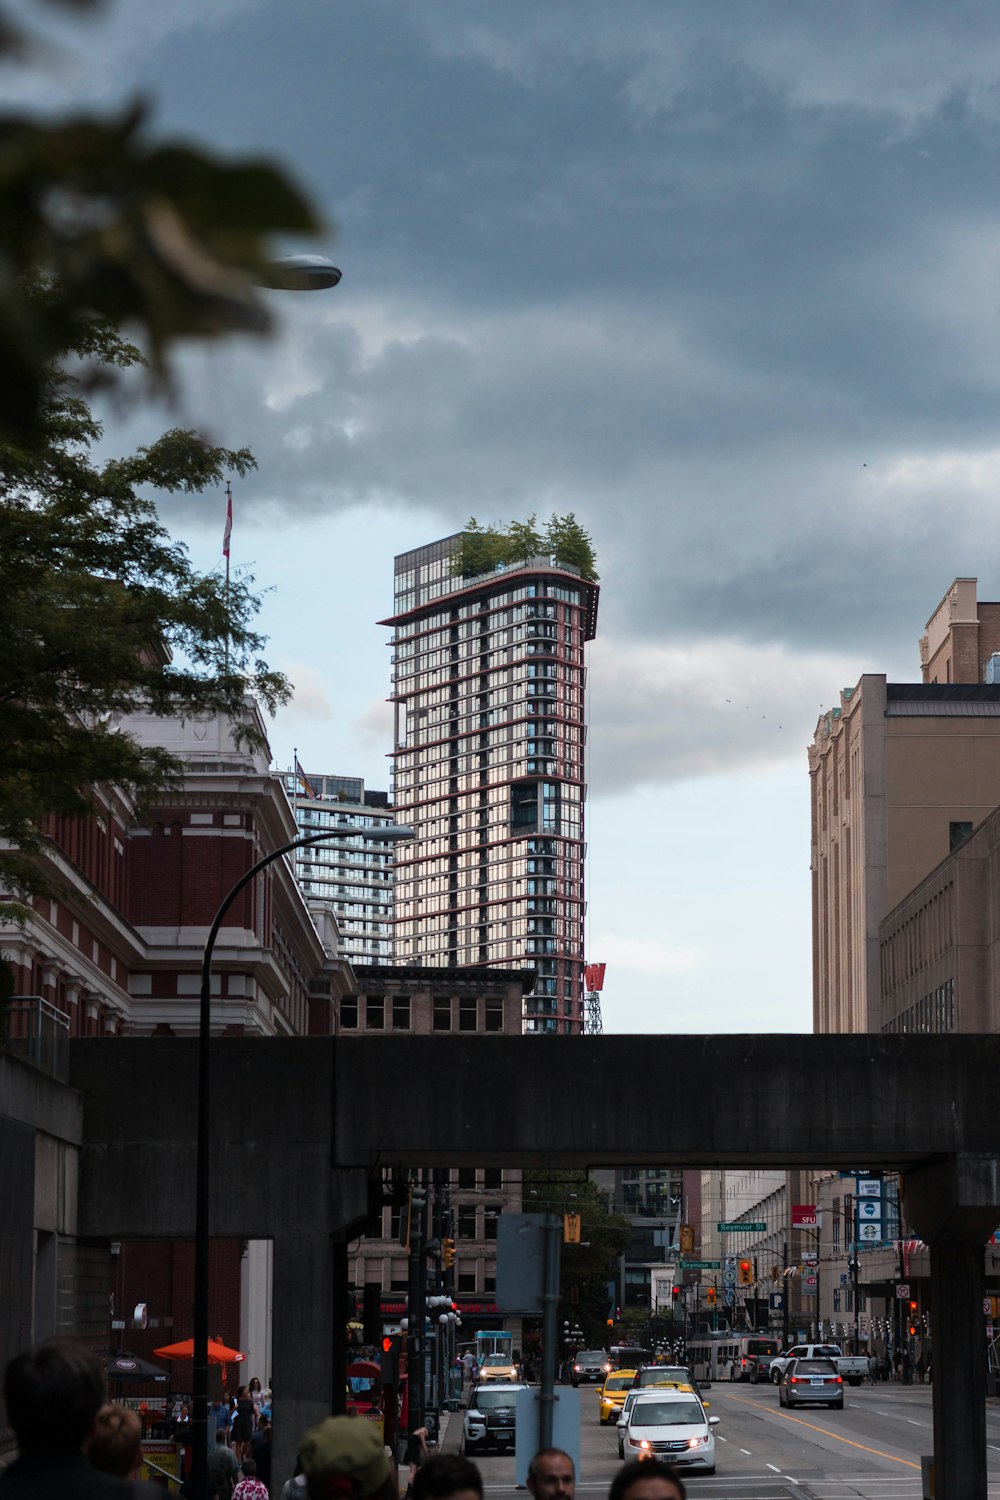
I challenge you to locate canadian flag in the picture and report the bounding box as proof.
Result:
[223,489,232,559]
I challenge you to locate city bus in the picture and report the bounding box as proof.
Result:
[685,1332,779,1383]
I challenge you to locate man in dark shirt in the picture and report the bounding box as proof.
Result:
[1,1338,163,1500]
[250,1415,272,1491]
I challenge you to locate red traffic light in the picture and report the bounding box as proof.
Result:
[909,1300,918,1312]
[382,1335,393,1353]
[671,1286,681,1301]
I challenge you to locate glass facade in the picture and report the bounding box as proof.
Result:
[383,535,599,1034]
[279,771,396,963]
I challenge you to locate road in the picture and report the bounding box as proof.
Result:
[450,1379,1000,1499]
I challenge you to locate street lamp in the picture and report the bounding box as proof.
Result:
[190,821,413,1500]
[257,255,343,290]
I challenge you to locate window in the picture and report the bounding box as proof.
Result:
[458,1207,476,1239]
[458,1268,476,1294]
[485,999,504,1032]
[433,998,452,1031]
[392,995,411,1029]
[483,1273,496,1293]
[459,998,477,1031]
[950,821,973,851]
[365,997,384,1030]
[483,1168,502,1190]
[340,997,358,1029]
[457,1167,476,1190]
[484,1207,501,1240]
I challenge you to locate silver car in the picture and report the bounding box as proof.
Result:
[779,1357,844,1409]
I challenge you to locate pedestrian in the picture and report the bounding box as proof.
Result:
[88,1405,143,1479]
[412,1455,482,1500]
[233,1457,270,1500]
[0,1337,163,1500]
[608,1460,685,1500]
[462,1351,477,1387]
[297,1414,397,1500]
[252,1416,273,1492]
[233,1384,255,1464]
[916,1354,926,1384]
[249,1377,265,1426]
[403,1426,430,1495]
[526,1448,575,1500]
[209,1431,241,1500]
[893,1350,902,1381]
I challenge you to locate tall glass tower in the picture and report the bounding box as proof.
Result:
[381,534,599,1034]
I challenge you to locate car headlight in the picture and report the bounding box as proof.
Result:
[687,1435,709,1448]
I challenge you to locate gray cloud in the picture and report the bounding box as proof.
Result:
[74,0,1000,722]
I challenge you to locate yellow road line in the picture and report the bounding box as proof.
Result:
[722,1388,920,1469]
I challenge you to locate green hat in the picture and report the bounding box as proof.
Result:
[299,1417,390,1500]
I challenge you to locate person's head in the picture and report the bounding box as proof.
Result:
[526,1449,575,1500]
[3,1339,106,1459]
[87,1403,142,1478]
[242,1460,258,1478]
[608,1461,685,1500]
[249,1377,262,1393]
[298,1415,396,1500]
[217,1431,229,1445]
[237,1385,248,1399]
[412,1454,482,1500]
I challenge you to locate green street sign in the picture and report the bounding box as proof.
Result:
[717,1221,767,1232]
[679,1259,721,1269]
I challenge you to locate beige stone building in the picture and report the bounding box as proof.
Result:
[809,579,1000,1034]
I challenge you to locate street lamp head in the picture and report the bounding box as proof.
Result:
[259,255,343,291]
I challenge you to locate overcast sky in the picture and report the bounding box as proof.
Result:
[17,0,1000,1032]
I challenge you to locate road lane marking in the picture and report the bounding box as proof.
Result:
[740,1448,752,1454]
[766,1462,781,1471]
[720,1389,920,1469]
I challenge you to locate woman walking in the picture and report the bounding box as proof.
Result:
[232,1384,254,1464]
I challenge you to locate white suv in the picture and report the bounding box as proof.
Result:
[463,1383,529,1455]
[621,1389,720,1475]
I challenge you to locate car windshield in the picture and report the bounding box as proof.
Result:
[638,1367,694,1386]
[605,1374,633,1391]
[474,1388,522,1409]
[484,1356,511,1367]
[631,1399,704,1427]
[795,1360,837,1374]
[577,1351,605,1362]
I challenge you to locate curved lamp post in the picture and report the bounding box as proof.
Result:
[190,822,413,1500]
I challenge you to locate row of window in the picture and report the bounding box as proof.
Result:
[339,995,507,1031]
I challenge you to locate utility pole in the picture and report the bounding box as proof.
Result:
[407,1173,428,1439]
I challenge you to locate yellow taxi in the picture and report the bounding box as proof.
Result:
[477,1353,519,1384]
[598,1369,639,1424]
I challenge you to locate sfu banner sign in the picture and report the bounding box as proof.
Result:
[792,1204,818,1227]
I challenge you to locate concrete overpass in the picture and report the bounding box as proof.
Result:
[69,1033,1000,1496]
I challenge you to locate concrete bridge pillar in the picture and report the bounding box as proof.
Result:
[903,1155,1000,1498]
[270,1172,370,1494]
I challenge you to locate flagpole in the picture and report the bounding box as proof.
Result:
[223,481,232,674]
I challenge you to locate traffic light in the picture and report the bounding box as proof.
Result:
[671,1286,681,1302]
[909,1300,918,1314]
[564,1212,582,1244]
[442,1238,456,1268]
[738,1259,753,1287]
[381,1333,401,1385]
[705,1286,717,1305]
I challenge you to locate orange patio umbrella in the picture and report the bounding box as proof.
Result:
[153,1337,246,1367]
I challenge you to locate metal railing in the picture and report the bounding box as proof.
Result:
[2,995,71,1081]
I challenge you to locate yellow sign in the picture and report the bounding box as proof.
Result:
[564,1213,582,1243]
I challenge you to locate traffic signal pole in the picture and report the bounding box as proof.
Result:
[407,1173,428,1439]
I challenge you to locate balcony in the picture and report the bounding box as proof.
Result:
[2,996,71,1082]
